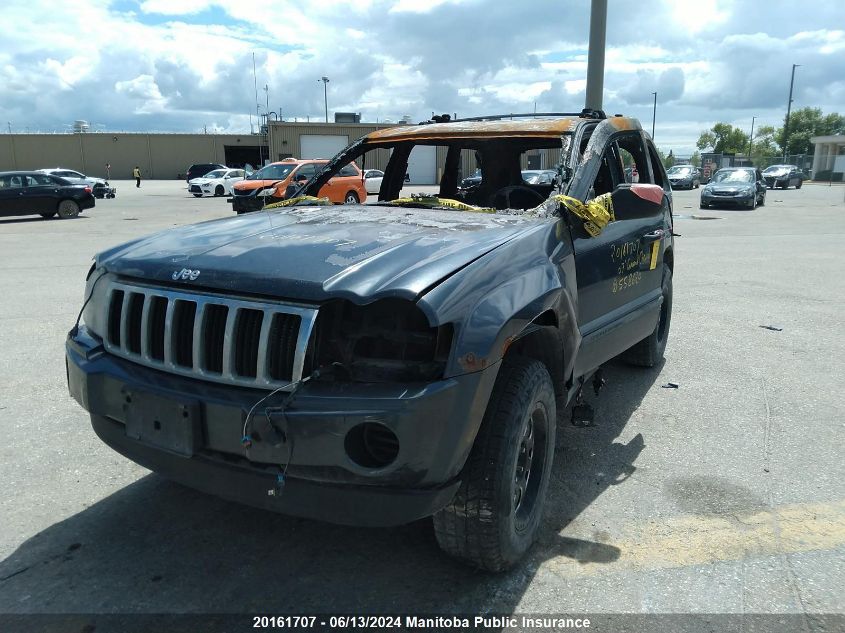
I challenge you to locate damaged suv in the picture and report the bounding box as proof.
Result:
[66,110,673,571]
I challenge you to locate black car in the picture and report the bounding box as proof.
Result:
[185,163,226,183]
[0,171,95,219]
[67,111,673,571]
[762,164,804,189]
[700,167,766,209]
[666,164,701,190]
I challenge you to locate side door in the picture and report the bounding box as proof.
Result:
[0,174,26,215]
[568,130,668,374]
[22,174,59,212]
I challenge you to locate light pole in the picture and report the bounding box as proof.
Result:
[584,0,608,111]
[651,91,657,139]
[319,76,330,123]
[747,116,756,160]
[782,64,800,158]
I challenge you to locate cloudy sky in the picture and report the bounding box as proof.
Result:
[1,0,843,154]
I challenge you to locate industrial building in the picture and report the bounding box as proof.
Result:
[0,117,564,185]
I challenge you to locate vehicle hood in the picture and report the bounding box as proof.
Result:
[233,179,284,192]
[668,172,692,179]
[764,169,789,176]
[96,204,547,303]
[188,177,220,185]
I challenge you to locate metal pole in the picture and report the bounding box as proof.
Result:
[783,64,800,158]
[320,77,330,123]
[253,52,262,165]
[651,92,657,139]
[747,116,756,159]
[584,0,607,111]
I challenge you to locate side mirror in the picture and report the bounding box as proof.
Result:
[610,183,665,220]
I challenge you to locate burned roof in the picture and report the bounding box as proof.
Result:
[363,115,641,144]
[365,118,579,143]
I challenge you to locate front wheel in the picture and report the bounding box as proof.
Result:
[433,356,556,571]
[215,185,224,197]
[57,199,80,219]
[796,180,803,189]
[192,193,203,198]
[344,191,360,204]
[621,264,672,367]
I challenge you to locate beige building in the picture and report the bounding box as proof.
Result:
[0,133,265,180]
[810,134,845,179]
[0,120,564,185]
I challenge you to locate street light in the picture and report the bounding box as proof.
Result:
[782,64,801,158]
[651,92,657,139]
[319,76,330,123]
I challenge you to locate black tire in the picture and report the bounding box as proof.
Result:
[796,179,803,189]
[215,185,224,197]
[192,193,203,198]
[40,211,56,219]
[749,195,757,210]
[344,191,360,204]
[699,202,707,209]
[433,357,556,572]
[759,192,765,206]
[57,199,80,219]
[621,264,672,367]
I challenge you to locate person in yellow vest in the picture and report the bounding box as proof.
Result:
[133,166,141,188]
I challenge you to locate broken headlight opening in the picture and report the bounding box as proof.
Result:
[78,268,111,338]
[308,299,454,383]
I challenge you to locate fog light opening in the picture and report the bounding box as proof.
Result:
[345,423,399,469]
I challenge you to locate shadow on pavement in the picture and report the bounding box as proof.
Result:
[0,361,661,616]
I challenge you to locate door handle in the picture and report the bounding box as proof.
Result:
[642,229,664,240]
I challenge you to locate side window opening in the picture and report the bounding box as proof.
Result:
[616,134,650,185]
[646,143,667,189]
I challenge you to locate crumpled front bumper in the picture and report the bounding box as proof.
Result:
[66,327,500,526]
[229,194,277,214]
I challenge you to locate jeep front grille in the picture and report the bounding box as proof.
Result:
[103,281,317,390]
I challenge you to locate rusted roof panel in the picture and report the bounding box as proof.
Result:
[364,118,582,143]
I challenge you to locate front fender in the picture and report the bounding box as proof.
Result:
[418,220,579,378]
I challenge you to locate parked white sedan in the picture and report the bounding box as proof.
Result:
[187,168,245,197]
[363,169,384,194]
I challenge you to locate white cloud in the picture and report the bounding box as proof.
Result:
[0,0,844,154]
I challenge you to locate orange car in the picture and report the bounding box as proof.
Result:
[230,158,367,214]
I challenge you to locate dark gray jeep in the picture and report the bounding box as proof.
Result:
[66,110,674,571]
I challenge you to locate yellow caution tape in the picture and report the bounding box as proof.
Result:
[263,195,332,209]
[387,196,496,214]
[553,193,614,237]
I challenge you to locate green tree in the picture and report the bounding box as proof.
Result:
[778,107,845,155]
[748,125,779,164]
[696,122,749,154]
[690,150,701,167]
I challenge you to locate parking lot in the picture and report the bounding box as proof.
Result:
[1,181,843,625]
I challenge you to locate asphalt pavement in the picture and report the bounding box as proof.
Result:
[0,180,843,629]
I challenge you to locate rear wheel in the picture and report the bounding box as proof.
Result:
[622,264,672,367]
[344,191,359,204]
[796,179,803,189]
[57,199,80,219]
[215,185,224,197]
[433,356,556,571]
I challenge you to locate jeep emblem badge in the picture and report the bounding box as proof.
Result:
[172,268,201,281]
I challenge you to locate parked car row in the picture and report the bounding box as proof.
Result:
[0,171,96,219]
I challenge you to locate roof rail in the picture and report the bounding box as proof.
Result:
[418,109,609,125]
